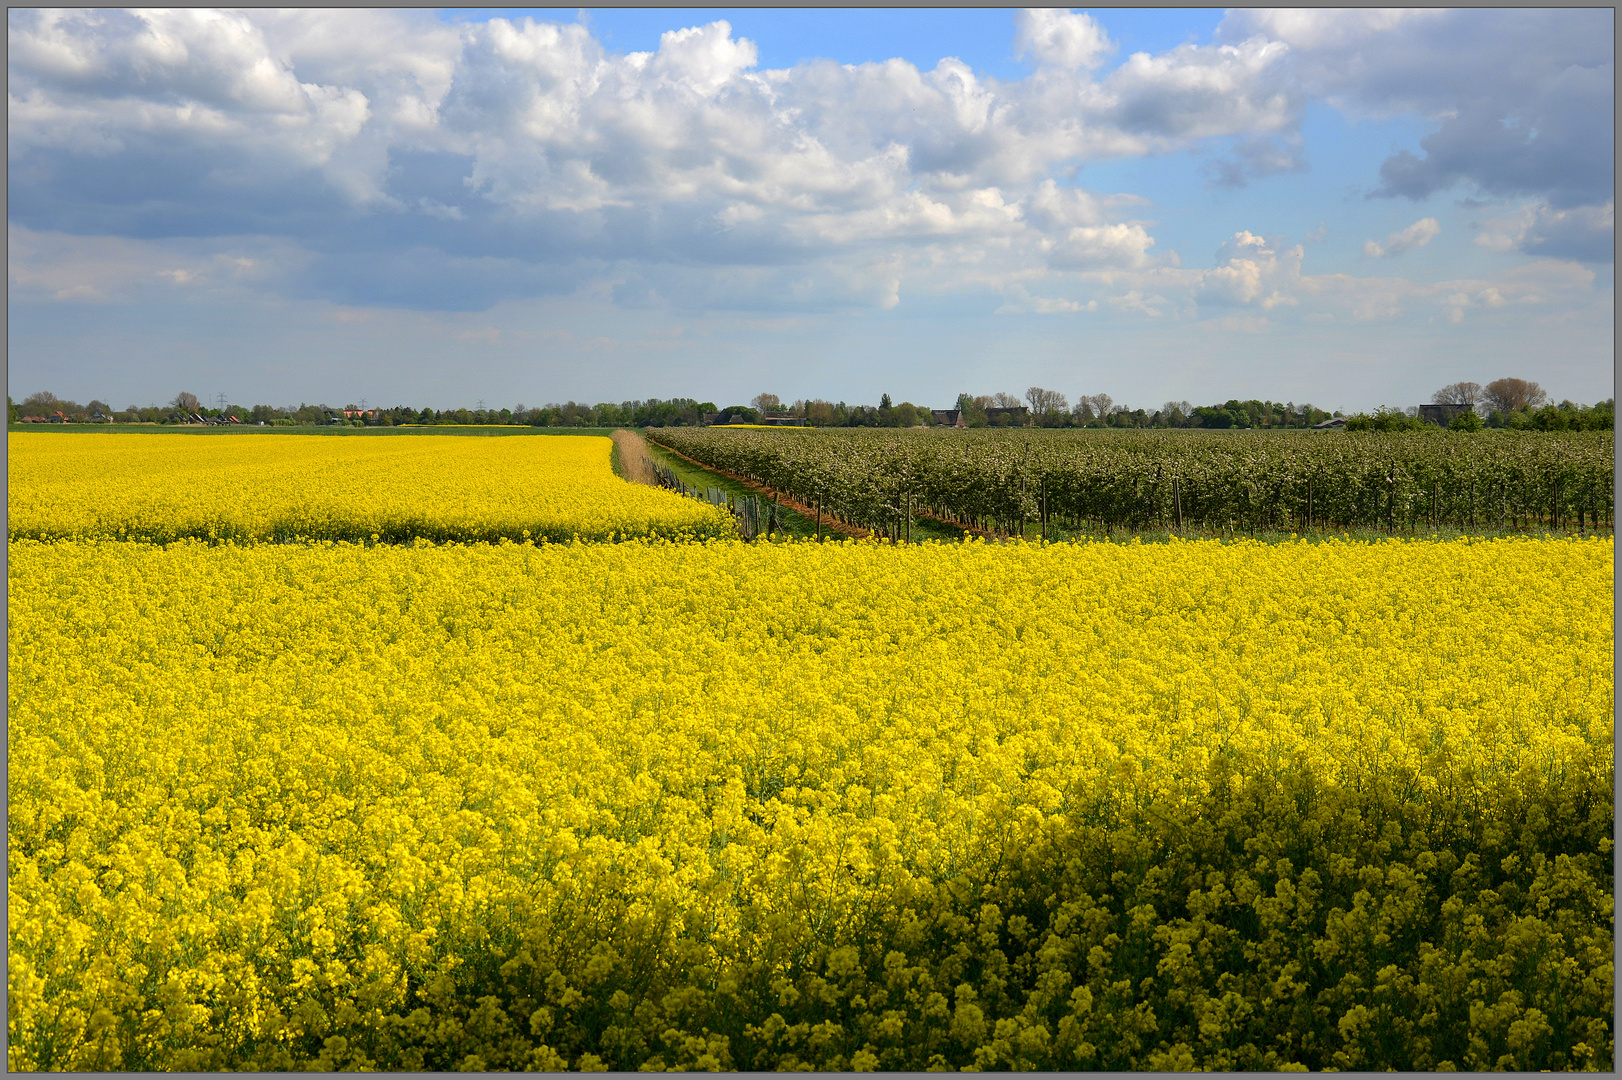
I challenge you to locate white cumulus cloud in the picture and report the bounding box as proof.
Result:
[5,6,1613,322]
[1364,217,1440,258]
[1013,9,1112,70]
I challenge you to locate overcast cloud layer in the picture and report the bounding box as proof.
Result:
[7,8,1614,410]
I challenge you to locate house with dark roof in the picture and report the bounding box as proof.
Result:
[1418,403,1475,427]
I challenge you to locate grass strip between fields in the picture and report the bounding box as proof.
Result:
[645,435,971,542]
[644,436,866,540]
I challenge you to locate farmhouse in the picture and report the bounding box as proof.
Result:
[984,405,1030,426]
[1418,403,1475,427]
[931,406,1030,426]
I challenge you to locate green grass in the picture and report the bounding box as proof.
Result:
[644,441,816,539]
[644,439,969,542]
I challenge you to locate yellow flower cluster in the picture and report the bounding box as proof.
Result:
[8,534,1611,1069]
[7,433,732,544]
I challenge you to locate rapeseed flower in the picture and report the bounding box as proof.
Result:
[8,534,1611,1070]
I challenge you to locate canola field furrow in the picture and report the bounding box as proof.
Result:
[6,433,732,543]
[7,534,1613,1072]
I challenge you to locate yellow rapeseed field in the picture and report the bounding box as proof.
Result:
[8,535,1612,1070]
[6,432,732,544]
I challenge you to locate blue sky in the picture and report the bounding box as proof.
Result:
[443,9,1227,77]
[8,8,1613,413]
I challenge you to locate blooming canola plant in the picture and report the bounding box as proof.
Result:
[5,431,1614,1070]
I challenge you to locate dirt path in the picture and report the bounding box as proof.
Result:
[610,429,658,486]
[643,436,872,539]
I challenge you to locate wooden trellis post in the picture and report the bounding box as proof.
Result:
[1387,464,1395,533]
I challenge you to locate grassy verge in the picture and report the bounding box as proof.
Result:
[643,438,968,541]
[644,439,821,539]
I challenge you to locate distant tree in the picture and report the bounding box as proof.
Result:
[1074,393,1113,425]
[1025,386,1068,417]
[752,392,782,413]
[1191,405,1248,429]
[990,391,1022,408]
[806,399,840,426]
[1431,381,1483,406]
[1159,400,1193,427]
[1343,407,1429,432]
[955,393,989,427]
[1449,408,1484,431]
[553,402,591,426]
[626,397,711,428]
[1483,377,1548,413]
[171,391,200,413]
[1525,404,1576,431]
[879,393,893,410]
[18,391,62,418]
[894,401,925,427]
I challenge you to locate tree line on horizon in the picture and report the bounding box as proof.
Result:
[8,376,1611,432]
[1345,378,1614,433]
